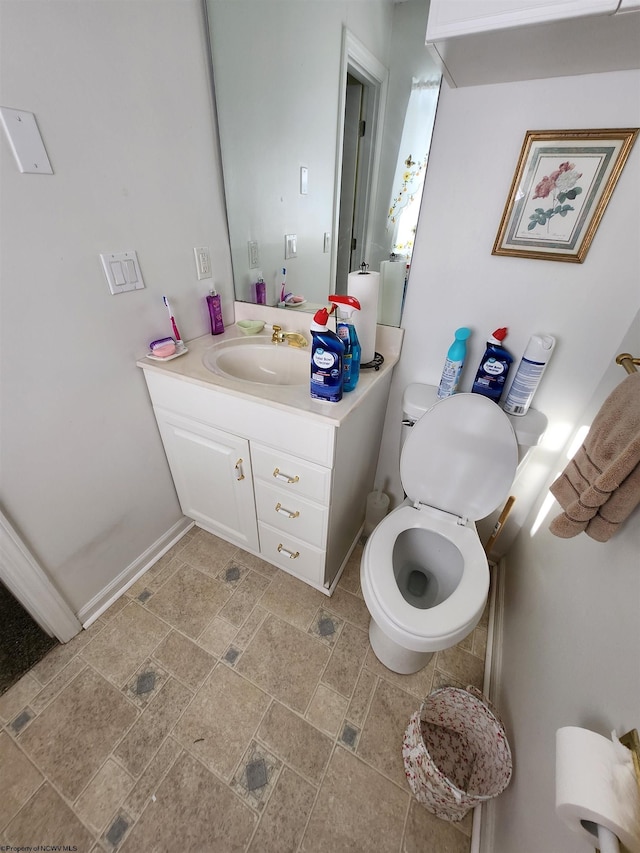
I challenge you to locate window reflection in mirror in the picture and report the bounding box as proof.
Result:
[204,0,441,326]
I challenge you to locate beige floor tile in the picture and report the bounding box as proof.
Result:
[233,605,268,649]
[30,657,86,713]
[337,541,363,597]
[346,667,377,727]
[364,646,435,699]
[305,683,348,737]
[300,746,408,852]
[119,751,256,853]
[173,664,269,780]
[325,585,371,631]
[259,571,326,631]
[321,622,369,698]
[0,672,41,722]
[357,677,418,787]
[144,564,231,639]
[122,661,170,710]
[0,732,44,830]
[257,701,332,786]
[3,783,95,852]
[236,614,330,713]
[403,799,470,853]
[99,596,129,623]
[473,624,488,659]
[114,677,193,777]
[197,615,238,655]
[436,645,485,689]
[18,667,137,800]
[81,602,170,686]
[152,630,216,690]
[232,547,279,579]
[123,737,182,818]
[74,758,135,833]
[218,570,272,627]
[179,528,238,575]
[248,767,317,853]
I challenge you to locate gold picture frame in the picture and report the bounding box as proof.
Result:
[493,128,638,263]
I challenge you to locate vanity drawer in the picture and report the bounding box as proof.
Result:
[251,443,331,504]
[258,523,325,585]
[254,480,328,548]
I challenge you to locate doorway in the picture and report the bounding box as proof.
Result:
[333,30,388,293]
[0,581,57,694]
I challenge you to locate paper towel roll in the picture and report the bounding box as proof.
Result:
[556,726,640,853]
[379,260,405,326]
[347,270,380,363]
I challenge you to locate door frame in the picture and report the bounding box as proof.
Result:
[332,28,388,289]
[0,508,81,643]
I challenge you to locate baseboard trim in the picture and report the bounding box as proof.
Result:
[471,556,507,853]
[78,517,194,627]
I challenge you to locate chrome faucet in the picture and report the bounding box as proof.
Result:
[271,325,308,348]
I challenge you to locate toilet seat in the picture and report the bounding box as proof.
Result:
[361,504,489,651]
[401,393,518,520]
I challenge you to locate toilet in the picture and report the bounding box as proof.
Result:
[361,385,525,675]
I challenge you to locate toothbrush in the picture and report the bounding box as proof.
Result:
[163,296,182,344]
[280,268,287,304]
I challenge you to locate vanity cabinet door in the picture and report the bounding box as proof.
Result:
[154,408,259,552]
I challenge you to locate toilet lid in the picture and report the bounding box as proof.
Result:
[400,393,518,521]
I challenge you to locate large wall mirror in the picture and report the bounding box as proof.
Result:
[204,0,441,327]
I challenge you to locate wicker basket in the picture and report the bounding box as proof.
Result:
[402,685,512,821]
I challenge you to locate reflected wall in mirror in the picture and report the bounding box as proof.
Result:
[205,0,441,326]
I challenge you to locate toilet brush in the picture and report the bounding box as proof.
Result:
[364,488,390,537]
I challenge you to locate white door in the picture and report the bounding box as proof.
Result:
[155,409,259,552]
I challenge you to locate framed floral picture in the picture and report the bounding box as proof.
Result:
[492,129,638,263]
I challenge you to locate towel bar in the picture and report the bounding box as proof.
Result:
[616,353,640,374]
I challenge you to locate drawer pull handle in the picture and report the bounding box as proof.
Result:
[272,467,299,485]
[277,544,300,559]
[275,502,300,519]
[235,458,245,481]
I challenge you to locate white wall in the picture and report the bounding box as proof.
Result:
[491,311,640,853]
[373,69,640,852]
[0,0,232,614]
[375,70,640,551]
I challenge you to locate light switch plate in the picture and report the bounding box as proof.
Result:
[285,234,297,259]
[194,246,212,280]
[0,107,53,174]
[100,251,145,295]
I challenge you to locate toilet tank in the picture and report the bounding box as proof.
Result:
[401,383,547,464]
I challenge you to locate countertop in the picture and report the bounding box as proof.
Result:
[137,316,404,427]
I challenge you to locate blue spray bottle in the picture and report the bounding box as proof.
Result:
[328,294,361,392]
[310,306,345,403]
[437,327,471,399]
[471,327,513,403]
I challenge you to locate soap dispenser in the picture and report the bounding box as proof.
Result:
[328,294,361,392]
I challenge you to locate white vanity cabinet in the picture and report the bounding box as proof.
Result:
[140,357,394,593]
[153,408,259,552]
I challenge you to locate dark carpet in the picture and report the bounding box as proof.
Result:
[0,581,58,695]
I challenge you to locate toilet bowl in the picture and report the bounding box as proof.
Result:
[360,391,519,674]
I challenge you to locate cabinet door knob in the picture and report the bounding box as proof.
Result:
[235,458,245,481]
[275,502,300,519]
[277,544,300,559]
[272,467,299,485]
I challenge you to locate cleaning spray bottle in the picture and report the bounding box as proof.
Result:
[310,306,345,403]
[437,327,471,399]
[328,294,361,392]
[503,334,556,416]
[471,327,512,403]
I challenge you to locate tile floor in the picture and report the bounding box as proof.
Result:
[0,527,489,853]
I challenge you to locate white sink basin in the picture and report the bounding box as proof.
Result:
[202,336,309,386]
